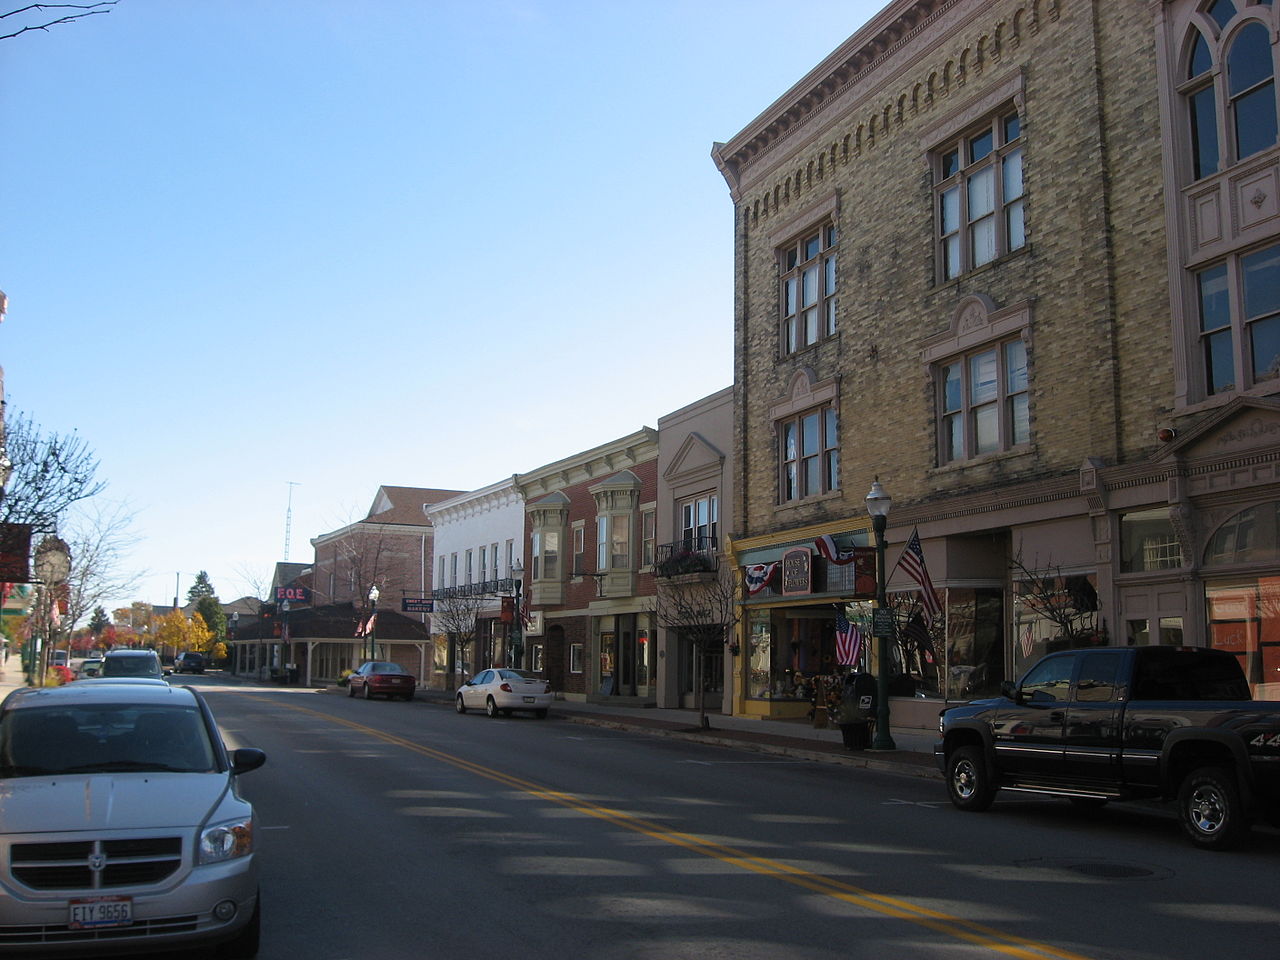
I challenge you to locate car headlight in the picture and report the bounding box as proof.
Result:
[199,817,254,865]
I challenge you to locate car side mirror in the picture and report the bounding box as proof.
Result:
[231,747,266,775]
[1000,680,1018,702]
[163,669,173,676]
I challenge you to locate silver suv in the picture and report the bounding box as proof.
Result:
[101,649,165,679]
[0,681,266,956]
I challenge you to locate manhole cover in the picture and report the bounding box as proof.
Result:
[1015,858,1173,881]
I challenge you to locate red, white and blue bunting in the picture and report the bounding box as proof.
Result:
[743,562,777,595]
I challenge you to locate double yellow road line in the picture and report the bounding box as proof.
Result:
[269,698,1093,960]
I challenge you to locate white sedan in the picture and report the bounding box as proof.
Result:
[456,668,553,718]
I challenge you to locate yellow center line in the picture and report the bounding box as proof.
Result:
[258,697,1094,960]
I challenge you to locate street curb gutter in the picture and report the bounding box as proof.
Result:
[556,713,943,781]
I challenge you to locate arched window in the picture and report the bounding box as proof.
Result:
[1228,22,1277,159]
[1204,501,1280,566]
[1183,3,1278,181]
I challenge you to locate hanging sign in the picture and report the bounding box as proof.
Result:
[781,547,812,596]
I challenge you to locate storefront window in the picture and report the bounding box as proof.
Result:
[1120,508,1183,572]
[947,587,1005,698]
[1205,502,1279,566]
[748,612,772,698]
[1206,579,1280,698]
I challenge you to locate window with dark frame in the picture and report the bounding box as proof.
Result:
[935,111,1025,281]
[779,405,840,502]
[779,224,837,354]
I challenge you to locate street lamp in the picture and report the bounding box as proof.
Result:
[32,536,71,688]
[367,584,379,661]
[866,478,897,750]
[510,558,524,669]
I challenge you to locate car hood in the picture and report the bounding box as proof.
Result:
[0,773,229,834]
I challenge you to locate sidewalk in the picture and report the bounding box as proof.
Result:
[414,687,942,780]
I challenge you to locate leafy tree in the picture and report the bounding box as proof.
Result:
[195,595,225,642]
[186,571,216,603]
[88,605,110,636]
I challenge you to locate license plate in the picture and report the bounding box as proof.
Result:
[523,696,536,703]
[69,896,133,929]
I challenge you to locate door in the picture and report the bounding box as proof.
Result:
[1062,651,1126,787]
[993,652,1074,780]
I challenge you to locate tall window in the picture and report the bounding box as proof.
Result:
[1197,242,1280,394]
[479,545,487,582]
[641,510,656,567]
[596,515,631,570]
[935,111,1025,280]
[680,494,719,550]
[938,338,1030,462]
[465,549,473,585]
[779,224,837,354]
[573,524,585,575]
[1184,4,1278,181]
[779,405,839,502]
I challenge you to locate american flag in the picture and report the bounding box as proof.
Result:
[835,610,863,666]
[896,526,942,625]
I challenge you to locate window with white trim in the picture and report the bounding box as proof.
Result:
[778,224,837,354]
[779,405,839,502]
[934,111,1025,280]
[938,337,1030,462]
[679,494,719,549]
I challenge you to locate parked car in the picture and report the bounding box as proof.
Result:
[456,668,552,718]
[76,657,104,678]
[346,661,417,701]
[0,680,266,956]
[101,649,166,679]
[936,646,1280,849]
[174,651,207,674]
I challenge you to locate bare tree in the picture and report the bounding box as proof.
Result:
[0,411,104,536]
[652,563,742,730]
[60,498,143,633]
[1,2,119,41]
[1010,549,1104,650]
[431,591,488,692]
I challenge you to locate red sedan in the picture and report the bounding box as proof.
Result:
[347,661,417,701]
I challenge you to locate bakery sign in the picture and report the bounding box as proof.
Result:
[781,547,812,596]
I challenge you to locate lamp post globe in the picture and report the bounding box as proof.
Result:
[865,479,897,751]
[510,558,524,669]
[367,584,380,661]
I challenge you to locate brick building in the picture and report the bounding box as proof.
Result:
[712,0,1280,726]
[513,430,659,701]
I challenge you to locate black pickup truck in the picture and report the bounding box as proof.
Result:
[934,646,1280,849]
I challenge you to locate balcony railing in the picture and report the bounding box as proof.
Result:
[654,536,719,578]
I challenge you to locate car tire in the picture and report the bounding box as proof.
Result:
[485,696,499,718]
[217,895,260,959]
[946,745,997,812]
[362,683,372,700]
[535,709,548,719]
[1178,766,1248,850]
[347,682,356,698]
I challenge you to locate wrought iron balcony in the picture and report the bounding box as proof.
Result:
[654,536,719,578]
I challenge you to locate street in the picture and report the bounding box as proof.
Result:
[186,678,1280,960]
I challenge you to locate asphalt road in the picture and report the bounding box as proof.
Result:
[188,678,1280,960]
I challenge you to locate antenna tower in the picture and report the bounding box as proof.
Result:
[284,481,301,560]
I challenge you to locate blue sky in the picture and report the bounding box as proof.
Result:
[1,0,880,611]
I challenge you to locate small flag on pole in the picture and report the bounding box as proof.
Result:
[835,610,863,666]
[895,527,942,625]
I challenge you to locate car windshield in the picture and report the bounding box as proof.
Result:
[369,663,405,674]
[0,704,217,777]
[497,669,534,681]
[103,656,161,677]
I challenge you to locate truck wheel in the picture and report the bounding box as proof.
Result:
[947,745,996,812]
[1178,766,1247,850]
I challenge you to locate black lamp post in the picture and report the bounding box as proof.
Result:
[367,584,379,661]
[866,479,897,750]
[510,558,524,669]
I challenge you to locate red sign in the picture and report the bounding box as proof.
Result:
[275,586,310,603]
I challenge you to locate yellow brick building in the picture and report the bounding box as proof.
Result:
[713,0,1280,725]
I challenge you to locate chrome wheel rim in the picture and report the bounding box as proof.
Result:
[953,759,978,799]
[1189,784,1227,835]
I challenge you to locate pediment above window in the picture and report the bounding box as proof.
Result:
[663,432,726,483]
[768,367,838,421]
[921,295,1032,364]
[1154,396,1280,462]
